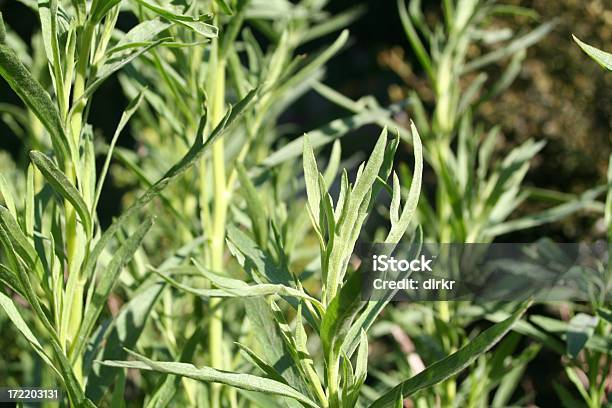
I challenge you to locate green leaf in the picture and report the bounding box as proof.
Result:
[90,0,122,23]
[342,227,422,357]
[0,203,46,290]
[244,298,310,400]
[369,302,530,407]
[301,5,365,44]
[318,176,336,244]
[597,307,612,324]
[385,123,422,243]
[463,21,556,73]
[226,224,294,286]
[0,230,88,406]
[566,313,598,358]
[0,174,17,218]
[71,218,153,362]
[485,186,604,237]
[294,303,325,405]
[236,342,289,384]
[277,29,348,94]
[528,315,610,355]
[489,5,539,19]
[263,109,387,168]
[479,50,525,103]
[50,340,96,407]
[345,329,368,406]
[86,282,165,402]
[94,90,145,209]
[324,129,390,301]
[323,139,342,188]
[398,0,433,81]
[214,0,234,15]
[564,366,590,403]
[303,134,322,223]
[25,164,34,237]
[0,263,23,295]
[0,291,59,375]
[110,19,172,54]
[29,151,92,237]
[100,350,319,408]
[0,40,69,163]
[347,129,387,215]
[0,13,6,43]
[236,162,268,247]
[133,0,218,38]
[110,369,127,408]
[573,35,612,70]
[321,271,364,357]
[0,205,37,267]
[145,327,202,408]
[37,0,62,73]
[80,126,96,209]
[154,267,322,310]
[85,37,169,99]
[0,224,51,327]
[491,343,540,407]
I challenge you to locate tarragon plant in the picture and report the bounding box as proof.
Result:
[102,123,531,408]
[0,0,606,407]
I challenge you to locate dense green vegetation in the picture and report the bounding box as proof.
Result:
[0,0,609,406]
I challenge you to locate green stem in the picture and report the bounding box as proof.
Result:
[64,20,94,387]
[70,22,94,146]
[326,354,340,408]
[207,44,227,408]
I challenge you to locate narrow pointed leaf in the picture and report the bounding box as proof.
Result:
[303,134,322,222]
[30,151,92,236]
[86,282,165,402]
[155,268,322,309]
[0,205,37,266]
[0,292,58,374]
[321,271,364,356]
[573,35,612,70]
[236,162,268,247]
[100,350,319,407]
[145,327,202,408]
[566,313,598,358]
[369,303,530,407]
[71,218,153,361]
[0,42,69,161]
[95,90,145,209]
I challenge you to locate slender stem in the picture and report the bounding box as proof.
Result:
[206,32,227,408]
[326,353,340,408]
[64,20,94,387]
[442,0,454,30]
[70,22,94,146]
